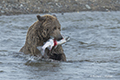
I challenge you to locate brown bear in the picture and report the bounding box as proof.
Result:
[19,14,66,61]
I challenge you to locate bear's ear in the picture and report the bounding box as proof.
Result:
[53,14,57,18]
[37,15,45,21]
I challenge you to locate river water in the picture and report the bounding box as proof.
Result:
[0,12,120,80]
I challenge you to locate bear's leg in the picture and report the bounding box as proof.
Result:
[50,45,66,61]
[49,53,66,61]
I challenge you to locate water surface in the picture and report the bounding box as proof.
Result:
[0,12,120,80]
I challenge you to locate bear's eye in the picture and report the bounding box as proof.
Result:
[46,29,49,31]
[58,27,61,30]
[53,27,56,30]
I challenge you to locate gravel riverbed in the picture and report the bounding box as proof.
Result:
[0,0,120,15]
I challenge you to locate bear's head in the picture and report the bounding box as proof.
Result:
[37,14,63,41]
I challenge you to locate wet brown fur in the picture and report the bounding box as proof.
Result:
[19,14,66,61]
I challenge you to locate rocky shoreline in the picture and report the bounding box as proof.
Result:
[0,0,120,16]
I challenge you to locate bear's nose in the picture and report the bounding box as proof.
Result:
[57,36,63,41]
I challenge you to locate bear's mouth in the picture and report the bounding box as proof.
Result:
[54,37,63,41]
[50,35,63,41]
[50,37,61,41]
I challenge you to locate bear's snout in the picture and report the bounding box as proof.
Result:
[57,35,63,41]
[50,29,63,41]
[54,32,63,41]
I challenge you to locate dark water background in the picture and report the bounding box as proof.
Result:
[0,12,120,80]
